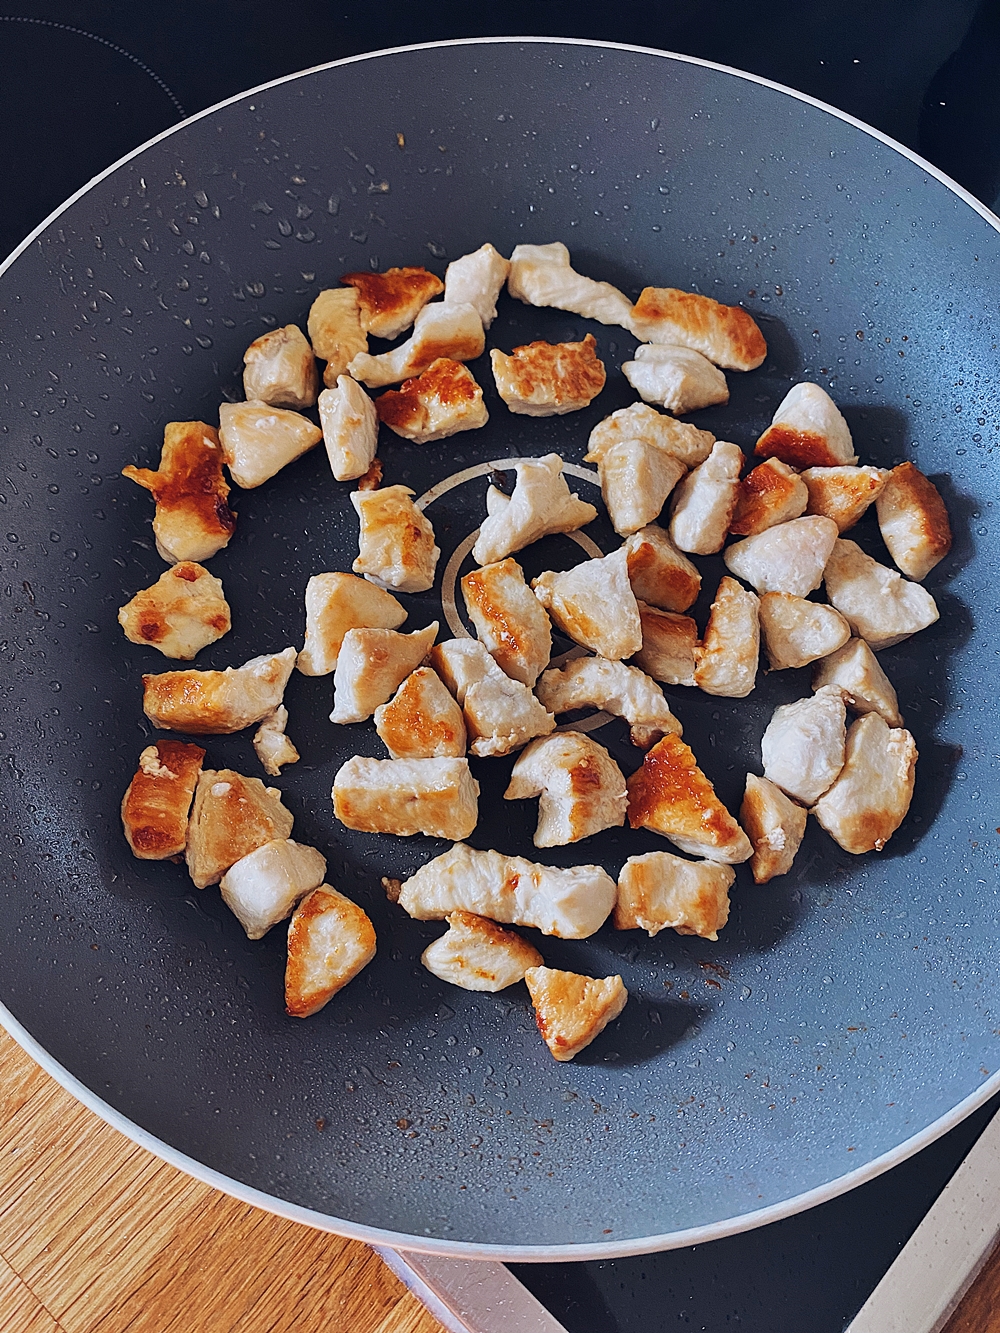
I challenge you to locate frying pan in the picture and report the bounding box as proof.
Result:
[1,38,998,1261]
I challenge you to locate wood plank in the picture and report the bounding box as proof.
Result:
[943,1241,1000,1333]
[0,1253,62,1333]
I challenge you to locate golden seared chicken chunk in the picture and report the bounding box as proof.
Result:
[349,302,485,388]
[471,453,597,566]
[668,440,744,555]
[623,524,702,613]
[759,592,851,670]
[218,401,322,489]
[811,713,917,853]
[615,851,734,940]
[755,382,858,468]
[694,576,760,699]
[875,461,952,580]
[490,333,606,416]
[823,539,939,649]
[812,637,903,726]
[242,324,318,409]
[219,838,326,940]
[525,967,628,1062]
[421,912,542,992]
[626,733,753,863]
[253,705,300,777]
[724,515,839,597]
[330,622,438,724]
[374,666,467,759]
[588,435,687,537]
[285,885,377,1018]
[118,562,230,660]
[342,265,444,339]
[376,358,488,444]
[185,768,294,889]
[740,773,808,884]
[297,572,406,676]
[123,421,236,565]
[507,241,634,327]
[143,647,297,735]
[461,558,552,687]
[761,685,848,807]
[307,287,368,385]
[730,458,809,536]
[428,638,555,756]
[629,287,767,371]
[351,484,440,593]
[332,755,479,840]
[633,603,698,687]
[317,374,378,482]
[443,243,510,328]
[396,842,617,939]
[802,465,888,532]
[621,343,729,414]
[589,402,715,468]
[536,655,682,750]
[532,547,643,660]
[121,740,205,860]
[505,732,628,847]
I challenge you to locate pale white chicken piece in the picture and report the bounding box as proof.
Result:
[668,440,743,554]
[589,437,687,536]
[422,911,542,992]
[758,593,852,670]
[811,637,903,727]
[740,773,808,884]
[823,539,939,649]
[122,421,235,565]
[242,324,318,409]
[185,768,294,889]
[142,647,297,735]
[307,287,368,386]
[729,458,809,536]
[875,461,952,580]
[427,639,556,757]
[443,243,510,328]
[118,561,230,660]
[623,524,701,613]
[535,654,682,749]
[724,515,839,597]
[694,576,760,698]
[285,885,377,1017]
[507,241,634,326]
[491,333,606,416]
[342,265,444,339]
[317,375,378,482]
[428,637,504,702]
[351,485,440,593]
[811,713,917,853]
[218,401,322,489]
[373,666,467,759]
[621,343,729,414]
[396,842,617,939]
[525,967,628,1062]
[588,401,715,468]
[461,557,552,687]
[628,287,767,370]
[333,755,479,840]
[761,685,848,807]
[219,838,325,939]
[755,382,858,468]
[297,571,406,676]
[330,622,438,724]
[253,705,300,776]
[633,603,698,686]
[505,732,628,847]
[802,465,888,532]
[375,358,488,443]
[614,851,734,940]
[532,548,643,660]
[471,453,597,566]
[348,302,485,388]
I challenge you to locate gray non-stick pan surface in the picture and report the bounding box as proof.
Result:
[1,38,998,1259]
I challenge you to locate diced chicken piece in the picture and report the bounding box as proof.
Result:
[802,465,888,532]
[397,842,617,939]
[218,401,322,489]
[253,705,300,777]
[507,241,634,327]
[755,382,858,468]
[471,453,597,566]
[740,773,808,884]
[588,402,715,469]
[614,851,734,940]
[219,838,326,939]
[629,287,767,371]
[729,458,809,536]
[823,539,939,649]
[590,438,687,536]
[427,637,554,755]
[626,733,752,863]
[285,885,377,1017]
[342,265,444,340]
[633,603,698,686]
[694,576,760,698]
[761,685,848,807]
[298,572,406,677]
[536,654,682,749]
[623,524,701,613]
[532,548,642,660]
[332,756,479,840]
[811,713,917,853]
[185,768,294,889]
[875,461,952,581]
[443,243,510,328]
[118,562,230,660]
[505,732,628,847]
[525,967,628,1062]
[374,666,467,758]
[351,484,440,593]
[348,302,485,388]
[122,421,236,564]
[307,287,368,386]
[143,647,297,735]
[317,375,378,482]
[812,637,903,727]
[724,515,839,597]
[121,740,205,860]
[242,324,318,409]
[376,358,488,443]
[421,911,542,992]
[330,623,438,724]
[491,333,606,416]
[668,440,743,554]
[621,343,729,414]
[461,558,552,687]
[427,637,500,702]
[759,592,852,670]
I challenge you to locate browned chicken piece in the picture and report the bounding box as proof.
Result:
[740,773,808,884]
[242,324,318,409]
[758,592,852,670]
[375,358,488,443]
[121,740,205,860]
[802,465,888,532]
[532,548,643,660]
[142,647,297,735]
[627,733,753,863]
[588,402,715,469]
[307,287,368,385]
[461,557,552,687]
[623,524,702,613]
[349,303,485,388]
[505,731,628,847]
[811,637,903,727]
[875,461,952,580]
[218,401,323,490]
[755,383,858,468]
[628,287,767,371]
[122,421,236,565]
[252,706,300,777]
[118,562,230,660]
[297,572,406,677]
[588,436,687,536]
[614,851,734,940]
[694,576,760,698]
[668,441,744,555]
[341,265,444,340]
[421,912,542,992]
[823,539,939,649]
[724,516,839,597]
[185,768,294,889]
[632,603,699,687]
[374,666,467,759]
[729,458,809,536]
[332,755,480,840]
[330,623,439,725]
[811,713,917,854]
[351,484,440,593]
[285,885,377,1017]
[490,333,606,416]
[524,967,628,1062]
